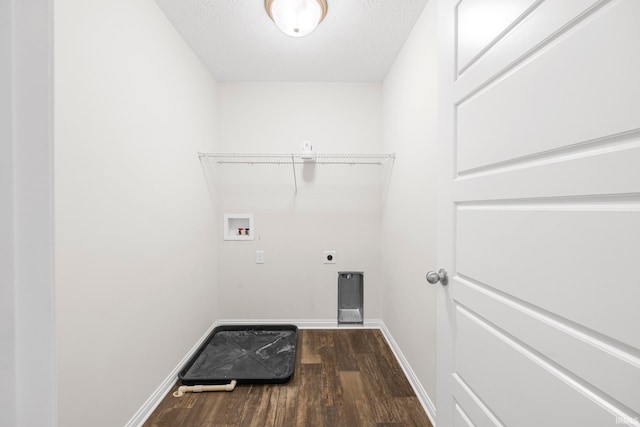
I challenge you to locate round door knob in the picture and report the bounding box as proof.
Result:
[426,268,448,286]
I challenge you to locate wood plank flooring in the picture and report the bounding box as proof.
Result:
[143,329,432,427]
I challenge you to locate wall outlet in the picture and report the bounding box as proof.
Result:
[323,251,336,264]
[256,250,264,264]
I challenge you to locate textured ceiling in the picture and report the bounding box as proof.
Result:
[154,0,428,82]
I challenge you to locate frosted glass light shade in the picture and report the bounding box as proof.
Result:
[266,0,328,38]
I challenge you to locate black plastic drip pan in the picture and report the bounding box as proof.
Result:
[179,324,298,385]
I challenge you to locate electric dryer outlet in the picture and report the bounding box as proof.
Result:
[323,251,336,264]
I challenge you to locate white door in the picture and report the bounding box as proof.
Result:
[435,0,640,426]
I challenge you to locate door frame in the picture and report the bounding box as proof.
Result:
[435,0,457,425]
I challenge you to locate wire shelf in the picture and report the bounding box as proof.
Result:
[198,152,395,192]
[198,153,395,165]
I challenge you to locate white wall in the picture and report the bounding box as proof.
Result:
[216,83,385,321]
[0,0,16,425]
[54,0,219,425]
[381,0,439,408]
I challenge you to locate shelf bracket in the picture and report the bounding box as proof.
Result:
[291,154,298,193]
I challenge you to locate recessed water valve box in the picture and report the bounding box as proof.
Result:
[224,214,254,241]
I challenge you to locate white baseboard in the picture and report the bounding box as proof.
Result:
[124,321,219,427]
[216,318,385,329]
[126,318,437,427]
[377,322,437,426]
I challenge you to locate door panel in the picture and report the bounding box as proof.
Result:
[453,376,503,427]
[457,206,640,348]
[457,0,640,173]
[454,403,482,427]
[456,0,541,73]
[455,0,603,98]
[456,307,622,426]
[437,0,640,425]
[454,140,640,201]
[454,275,640,413]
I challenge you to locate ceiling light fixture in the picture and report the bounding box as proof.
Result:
[265,0,328,38]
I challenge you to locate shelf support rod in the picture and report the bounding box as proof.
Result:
[291,154,298,193]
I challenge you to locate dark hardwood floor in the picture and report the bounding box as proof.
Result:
[143,329,433,427]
